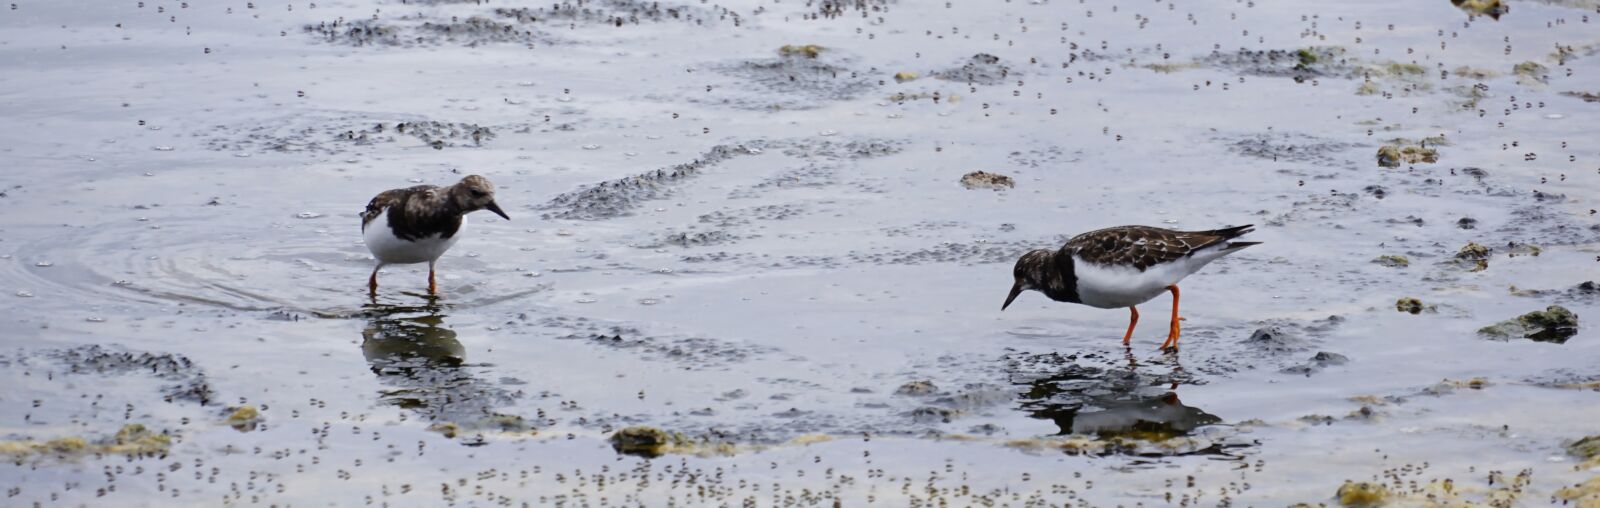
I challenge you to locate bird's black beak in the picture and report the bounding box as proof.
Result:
[1002,282,1023,311]
[485,201,510,220]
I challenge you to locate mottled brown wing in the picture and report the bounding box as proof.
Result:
[1063,226,1227,271]
[360,189,407,232]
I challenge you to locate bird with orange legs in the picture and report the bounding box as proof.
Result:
[1001,225,1258,351]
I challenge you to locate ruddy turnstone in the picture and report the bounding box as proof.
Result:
[1001,225,1258,351]
[361,175,510,295]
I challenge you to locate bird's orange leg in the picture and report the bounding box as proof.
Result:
[427,263,438,295]
[1159,284,1181,351]
[1122,306,1139,346]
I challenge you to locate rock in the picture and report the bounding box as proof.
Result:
[1310,351,1349,366]
[1569,435,1600,460]
[1457,217,1478,229]
[1337,481,1390,507]
[909,406,961,424]
[1478,305,1579,343]
[895,380,939,396]
[1242,326,1307,353]
[1372,255,1409,268]
[959,171,1015,190]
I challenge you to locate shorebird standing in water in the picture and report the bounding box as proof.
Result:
[1001,225,1258,351]
[361,175,510,296]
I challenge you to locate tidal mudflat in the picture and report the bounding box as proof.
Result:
[1,0,1598,505]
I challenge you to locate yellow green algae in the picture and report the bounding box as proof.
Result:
[1450,0,1508,19]
[1376,141,1438,168]
[0,424,172,459]
[1456,242,1491,271]
[1513,61,1547,86]
[1336,481,1389,507]
[226,405,261,431]
[1373,255,1410,268]
[893,71,918,82]
[778,44,823,58]
[1395,297,1426,314]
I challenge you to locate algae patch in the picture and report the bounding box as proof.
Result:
[0,424,172,460]
[609,426,694,458]
[1375,141,1439,168]
[226,405,261,431]
[1336,481,1389,507]
[1394,297,1431,315]
[1372,255,1410,268]
[778,44,824,59]
[1450,0,1509,19]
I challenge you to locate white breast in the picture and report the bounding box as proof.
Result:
[1072,253,1208,309]
[363,211,465,265]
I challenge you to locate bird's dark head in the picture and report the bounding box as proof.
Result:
[451,175,509,220]
[1003,249,1055,311]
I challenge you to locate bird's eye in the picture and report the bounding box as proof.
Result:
[471,190,487,198]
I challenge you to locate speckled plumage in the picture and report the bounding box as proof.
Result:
[361,175,509,295]
[1063,225,1255,272]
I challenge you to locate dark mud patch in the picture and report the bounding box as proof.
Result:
[204,115,513,155]
[1227,132,1360,168]
[18,345,219,406]
[932,54,1014,85]
[535,317,775,368]
[707,54,878,110]
[492,0,734,28]
[846,239,1039,266]
[540,143,764,220]
[304,15,556,48]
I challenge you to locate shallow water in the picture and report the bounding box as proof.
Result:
[2,0,1599,505]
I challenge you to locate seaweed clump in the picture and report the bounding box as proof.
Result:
[1478,305,1579,343]
[1455,241,1491,271]
[778,44,824,59]
[1451,0,1508,20]
[959,171,1015,190]
[1376,142,1438,168]
[1372,255,1409,268]
[226,406,261,432]
[0,424,172,460]
[1394,297,1429,314]
[610,426,692,457]
[1336,481,1389,507]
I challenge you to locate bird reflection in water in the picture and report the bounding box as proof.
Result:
[1017,352,1220,444]
[360,300,532,440]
